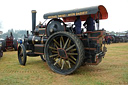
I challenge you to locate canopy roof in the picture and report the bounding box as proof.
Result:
[43,5,108,22]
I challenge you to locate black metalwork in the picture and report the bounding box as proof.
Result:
[17,5,108,75]
[32,10,36,34]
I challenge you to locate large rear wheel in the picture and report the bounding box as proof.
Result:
[18,44,27,65]
[44,32,85,75]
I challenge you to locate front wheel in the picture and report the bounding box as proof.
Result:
[44,31,85,75]
[18,44,27,65]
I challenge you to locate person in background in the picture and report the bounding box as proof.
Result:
[83,15,95,31]
[107,36,111,45]
[38,21,42,28]
[103,37,105,44]
[19,39,22,44]
[74,16,81,34]
[10,32,13,39]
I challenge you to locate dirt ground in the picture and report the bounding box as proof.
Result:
[0,43,128,85]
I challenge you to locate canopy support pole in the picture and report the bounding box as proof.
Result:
[97,11,100,30]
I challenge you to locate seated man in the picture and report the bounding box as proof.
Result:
[83,15,95,31]
[38,21,42,28]
[10,32,13,39]
[74,16,81,34]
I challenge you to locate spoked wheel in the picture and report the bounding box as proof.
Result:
[40,55,46,62]
[18,44,27,65]
[44,32,85,75]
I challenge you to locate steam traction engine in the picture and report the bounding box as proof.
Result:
[18,5,108,75]
[0,32,18,52]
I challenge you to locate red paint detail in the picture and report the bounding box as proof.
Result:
[63,5,108,22]
[57,48,68,59]
[6,37,13,49]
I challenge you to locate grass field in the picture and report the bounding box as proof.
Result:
[0,43,128,85]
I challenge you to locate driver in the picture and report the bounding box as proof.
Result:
[74,16,81,34]
[83,15,95,31]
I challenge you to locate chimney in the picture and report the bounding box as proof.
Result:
[31,10,37,34]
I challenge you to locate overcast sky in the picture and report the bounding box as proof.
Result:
[0,0,128,33]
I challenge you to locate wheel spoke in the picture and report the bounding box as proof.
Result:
[52,51,58,53]
[68,58,76,64]
[59,58,62,67]
[20,49,23,56]
[53,56,59,60]
[20,49,23,60]
[49,54,58,58]
[63,38,69,49]
[70,48,77,52]
[54,43,59,48]
[57,58,62,67]
[49,46,57,50]
[61,36,64,45]
[66,44,75,51]
[67,53,78,56]
[61,59,65,70]
[21,56,23,61]
[69,55,77,61]
[67,39,71,48]
[66,60,71,68]
[20,49,23,54]
[54,58,61,65]
[53,39,60,47]
[60,37,63,48]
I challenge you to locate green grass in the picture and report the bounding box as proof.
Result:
[0,43,128,85]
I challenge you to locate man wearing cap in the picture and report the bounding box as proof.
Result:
[83,15,95,31]
[74,16,81,34]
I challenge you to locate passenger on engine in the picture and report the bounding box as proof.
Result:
[83,15,95,31]
[38,21,42,28]
[74,16,81,34]
[10,32,13,39]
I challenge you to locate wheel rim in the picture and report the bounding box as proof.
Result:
[18,46,23,63]
[45,33,81,74]
[18,45,26,65]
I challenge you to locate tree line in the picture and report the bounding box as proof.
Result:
[0,28,128,40]
[0,29,31,39]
